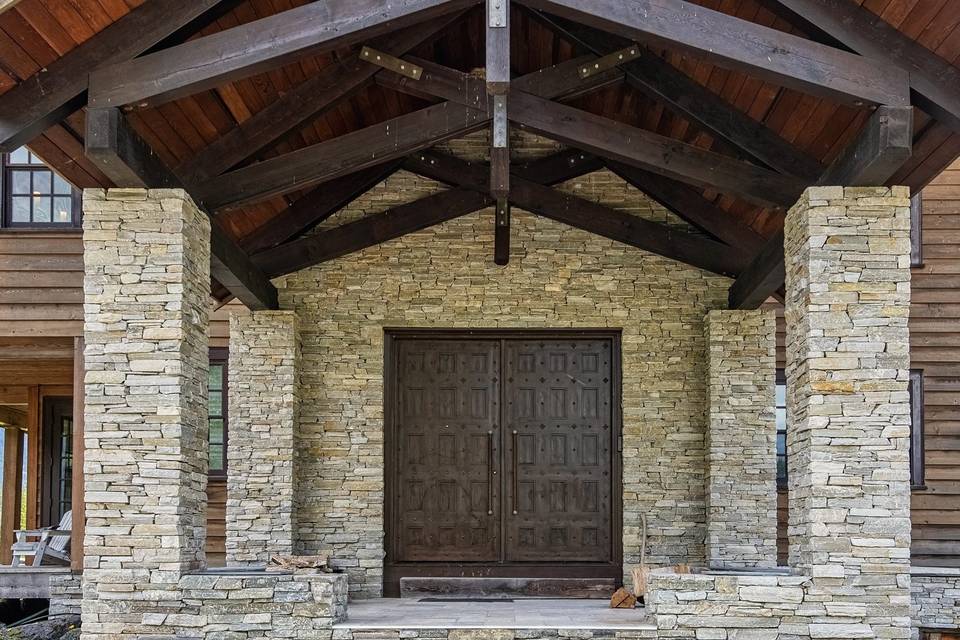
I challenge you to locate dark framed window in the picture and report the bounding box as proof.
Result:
[208,348,228,476]
[1,146,82,228]
[911,192,923,268]
[909,369,925,489]
[775,369,787,489]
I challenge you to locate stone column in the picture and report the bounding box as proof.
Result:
[226,311,301,565]
[704,309,777,569]
[81,188,209,638]
[785,186,912,639]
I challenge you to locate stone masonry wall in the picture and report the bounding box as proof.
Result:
[704,310,778,569]
[227,311,302,565]
[785,186,913,639]
[81,188,210,639]
[912,568,960,633]
[279,182,731,595]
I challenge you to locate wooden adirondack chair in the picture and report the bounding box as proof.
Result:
[10,510,72,567]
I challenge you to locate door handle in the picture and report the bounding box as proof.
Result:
[487,430,495,516]
[512,429,519,515]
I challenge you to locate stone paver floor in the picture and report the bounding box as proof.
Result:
[337,598,655,629]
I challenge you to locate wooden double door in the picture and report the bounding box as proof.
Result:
[385,331,621,587]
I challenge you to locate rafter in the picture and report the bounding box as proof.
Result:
[515,0,909,107]
[175,14,461,184]
[0,0,227,152]
[528,11,824,181]
[199,55,623,211]
[507,91,806,208]
[729,105,914,310]
[255,148,600,277]
[605,162,766,252]
[88,0,476,110]
[770,0,960,135]
[243,162,403,255]
[85,107,278,311]
[404,151,747,276]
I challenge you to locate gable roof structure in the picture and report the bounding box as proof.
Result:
[0,0,957,310]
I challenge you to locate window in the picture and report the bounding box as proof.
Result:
[2,146,81,228]
[776,369,787,489]
[909,369,925,488]
[208,348,228,475]
[911,192,923,268]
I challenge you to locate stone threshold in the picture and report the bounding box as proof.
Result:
[911,566,960,578]
[336,598,656,630]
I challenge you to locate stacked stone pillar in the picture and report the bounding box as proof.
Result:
[81,188,209,638]
[704,309,777,569]
[785,186,913,639]
[226,311,301,565]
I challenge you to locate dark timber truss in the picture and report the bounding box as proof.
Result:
[1,0,951,308]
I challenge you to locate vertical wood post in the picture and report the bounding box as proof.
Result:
[0,427,24,565]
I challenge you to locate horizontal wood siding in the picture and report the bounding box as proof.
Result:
[911,160,960,567]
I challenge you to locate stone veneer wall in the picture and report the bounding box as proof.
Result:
[785,187,913,639]
[82,188,210,639]
[912,568,960,633]
[279,197,731,596]
[704,310,778,569]
[227,311,302,565]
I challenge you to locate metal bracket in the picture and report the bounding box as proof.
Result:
[579,45,642,78]
[488,0,507,28]
[492,96,508,149]
[496,200,510,227]
[360,46,423,80]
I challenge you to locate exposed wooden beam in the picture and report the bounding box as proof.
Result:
[0,0,228,153]
[729,105,914,310]
[405,151,747,276]
[513,149,603,185]
[494,199,511,265]
[771,0,960,135]
[201,55,621,211]
[727,229,786,311]
[516,0,909,107]
[85,107,278,311]
[508,90,806,208]
[0,406,25,427]
[818,106,914,186]
[176,14,460,184]
[88,0,476,110]
[606,161,766,252]
[195,101,489,211]
[530,11,824,181]
[255,189,494,277]
[244,161,403,255]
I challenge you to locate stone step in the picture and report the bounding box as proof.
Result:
[399,577,617,599]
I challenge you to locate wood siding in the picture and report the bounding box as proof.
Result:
[0,230,240,559]
[911,160,960,567]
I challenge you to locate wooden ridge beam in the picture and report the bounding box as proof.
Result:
[89,0,476,110]
[254,189,494,277]
[606,161,766,252]
[530,11,824,181]
[515,0,909,107]
[0,0,227,153]
[176,14,461,184]
[728,105,914,310]
[200,56,621,211]
[770,0,960,135]
[507,90,806,208]
[404,151,747,276]
[85,107,278,311]
[243,161,403,255]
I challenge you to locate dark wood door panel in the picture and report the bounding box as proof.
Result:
[394,339,501,562]
[504,339,614,563]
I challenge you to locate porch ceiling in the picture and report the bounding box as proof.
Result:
[0,0,957,309]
